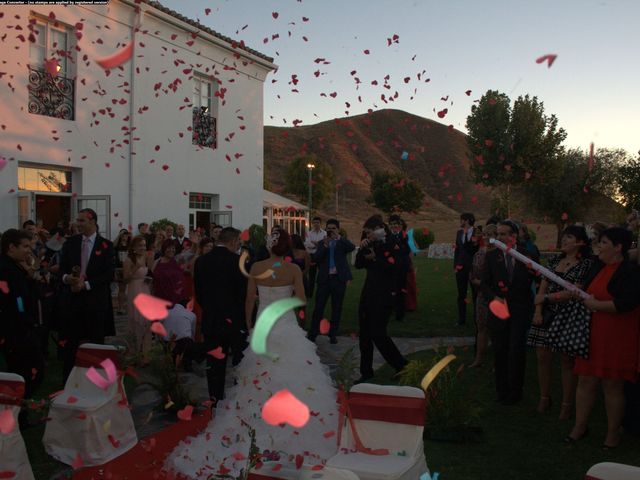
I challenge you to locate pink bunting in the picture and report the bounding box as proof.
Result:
[0,409,16,434]
[95,41,134,70]
[85,358,117,390]
[133,293,171,321]
[262,389,310,428]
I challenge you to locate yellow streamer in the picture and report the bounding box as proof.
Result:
[420,354,456,391]
[239,250,275,280]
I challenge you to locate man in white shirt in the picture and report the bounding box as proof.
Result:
[304,216,327,299]
[161,302,199,371]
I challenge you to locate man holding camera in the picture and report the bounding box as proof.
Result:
[307,219,355,344]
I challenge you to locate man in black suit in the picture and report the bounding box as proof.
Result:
[481,220,539,405]
[355,217,408,382]
[193,227,247,405]
[454,212,480,325]
[307,219,355,344]
[58,208,115,384]
[0,229,45,424]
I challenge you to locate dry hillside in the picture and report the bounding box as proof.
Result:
[264,108,625,243]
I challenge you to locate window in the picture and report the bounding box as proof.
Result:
[18,166,72,193]
[27,16,74,120]
[189,193,212,210]
[192,74,217,148]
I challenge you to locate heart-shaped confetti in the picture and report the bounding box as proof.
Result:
[85,358,117,390]
[96,41,134,69]
[262,389,310,428]
[489,299,510,320]
[133,293,172,321]
[150,321,167,337]
[177,405,193,421]
[535,53,557,68]
[319,319,330,335]
[0,409,16,434]
[207,347,226,359]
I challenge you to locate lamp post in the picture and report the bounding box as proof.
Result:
[307,163,315,211]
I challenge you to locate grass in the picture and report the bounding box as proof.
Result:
[312,256,476,338]
[371,347,640,480]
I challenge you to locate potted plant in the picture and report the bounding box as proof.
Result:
[397,348,483,443]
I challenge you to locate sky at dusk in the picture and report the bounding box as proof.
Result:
[164,0,640,155]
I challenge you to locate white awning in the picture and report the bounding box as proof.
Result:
[263,189,309,211]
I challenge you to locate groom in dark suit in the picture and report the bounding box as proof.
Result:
[307,219,355,344]
[58,208,115,384]
[194,227,247,405]
[481,220,539,405]
[454,212,479,325]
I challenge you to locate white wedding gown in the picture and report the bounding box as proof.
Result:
[165,285,339,478]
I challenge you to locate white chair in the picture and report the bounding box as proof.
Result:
[249,464,360,479]
[43,343,137,466]
[0,373,35,480]
[326,383,429,480]
[586,462,640,480]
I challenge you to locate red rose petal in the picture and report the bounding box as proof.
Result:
[319,319,330,335]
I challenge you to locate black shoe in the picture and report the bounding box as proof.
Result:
[355,374,373,384]
[329,336,338,344]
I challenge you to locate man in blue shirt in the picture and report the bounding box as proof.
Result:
[307,219,355,344]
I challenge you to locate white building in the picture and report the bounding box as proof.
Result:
[0,0,276,238]
[262,189,309,236]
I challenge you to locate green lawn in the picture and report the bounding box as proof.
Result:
[311,257,476,338]
[372,347,640,480]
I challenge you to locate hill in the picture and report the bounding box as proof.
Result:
[263,108,625,242]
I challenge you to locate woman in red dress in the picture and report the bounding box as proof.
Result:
[567,227,640,449]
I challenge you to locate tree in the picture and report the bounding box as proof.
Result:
[617,153,640,211]
[587,148,630,200]
[284,155,334,209]
[368,171,425,213]
[466,91,567,217]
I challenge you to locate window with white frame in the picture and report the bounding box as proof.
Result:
[192,73,217,148]
[27,16,75,120]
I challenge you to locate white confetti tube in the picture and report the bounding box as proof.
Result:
[489,238,590,299]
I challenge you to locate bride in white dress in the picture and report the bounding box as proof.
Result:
[166,230,339,478]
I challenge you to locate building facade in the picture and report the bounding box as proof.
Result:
[0,0,275,238]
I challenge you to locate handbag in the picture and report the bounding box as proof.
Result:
[547,300,591,359]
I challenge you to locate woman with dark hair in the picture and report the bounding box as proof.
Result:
[123,235,153,362]
[355,216,409,382]
[151,239,185,306]
[566,227,640,448]
[290,234,311,307]
[528,225,593,418]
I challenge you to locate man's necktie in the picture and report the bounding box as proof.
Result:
[80,237,90,278]
[505,253,514,282]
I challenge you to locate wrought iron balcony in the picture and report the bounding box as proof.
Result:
[192,107,217,149]
[27,65,75,120]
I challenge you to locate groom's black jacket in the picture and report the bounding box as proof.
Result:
[194,246,247,337]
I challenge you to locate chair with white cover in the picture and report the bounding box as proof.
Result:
[326,383,429,480]
[248,465,360,479]
[586,462,640,480]
[0,372,35,480]
[42,343,137,466]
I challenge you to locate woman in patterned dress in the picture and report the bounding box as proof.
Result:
[469,224,498,368]
[528,225,593,418]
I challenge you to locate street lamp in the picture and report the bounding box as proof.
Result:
[307,163,315,211]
